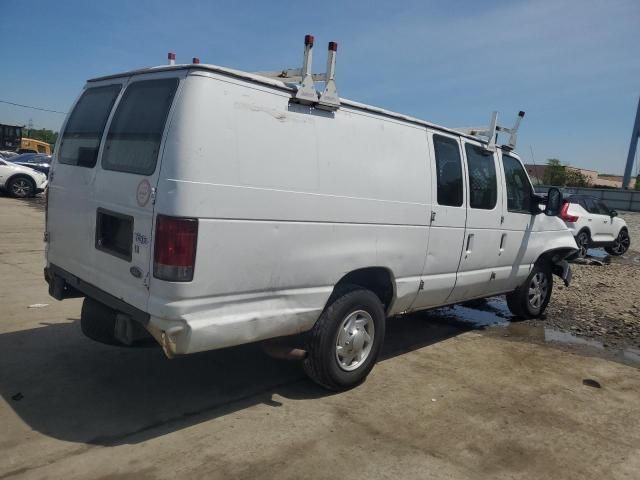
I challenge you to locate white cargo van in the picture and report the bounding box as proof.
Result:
[46,38,576,390]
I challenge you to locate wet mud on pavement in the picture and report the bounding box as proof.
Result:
[415,297,640,370]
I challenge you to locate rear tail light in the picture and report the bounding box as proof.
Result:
[559,201,579,222]
[153,215,198,282]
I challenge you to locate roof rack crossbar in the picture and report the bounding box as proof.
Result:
[455,110,525,151]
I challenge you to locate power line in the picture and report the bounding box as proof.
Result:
[0,99,67,115]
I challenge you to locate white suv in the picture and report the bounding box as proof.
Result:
[0,159,48,198]
[560,195,631,257]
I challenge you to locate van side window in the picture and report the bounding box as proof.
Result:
[433,134,463,207]
[102,78,178,176]
[465,144,497,210]
[58,85,122,167]
[501,154,533,214]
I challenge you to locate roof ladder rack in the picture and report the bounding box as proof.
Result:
[253,34,341,111]
[294,35,318,104]
[456,111,525,151]
[317,42,339,110]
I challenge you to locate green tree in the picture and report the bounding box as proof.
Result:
[24,128,58,152]
[635,175,640,191]
[565,168,591,187]
[543,158,566,186]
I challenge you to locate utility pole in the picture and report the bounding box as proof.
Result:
[622,96,640,189]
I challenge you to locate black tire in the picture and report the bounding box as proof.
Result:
[605,228,630,256]
[81,297,120,345]
[505,261,553,319]
[572,230,590,259]
[7,175,35,198]
[304,285,386,391]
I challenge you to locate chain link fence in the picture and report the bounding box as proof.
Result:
[534,185,640,212]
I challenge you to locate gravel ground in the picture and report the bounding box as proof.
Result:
[545,210,640,349]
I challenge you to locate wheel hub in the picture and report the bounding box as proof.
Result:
[12,179,30,196]
[613,231,630,254]
[335,310,375,372]
[527,272,549,310]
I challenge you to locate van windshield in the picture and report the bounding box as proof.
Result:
[58,85,122,167]
[102,78,178,176]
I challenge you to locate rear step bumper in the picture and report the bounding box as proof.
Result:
[45,264,150,325]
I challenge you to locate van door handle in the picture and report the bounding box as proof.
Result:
[465,233,474,256]
[499,233,507,255]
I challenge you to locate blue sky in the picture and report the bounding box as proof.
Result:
[1,0,639,174]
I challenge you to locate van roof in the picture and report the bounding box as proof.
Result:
[88,63,512,150]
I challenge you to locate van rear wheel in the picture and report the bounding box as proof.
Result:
[303,285,385,391]
[80,297,120,345]
[506,262,553,319]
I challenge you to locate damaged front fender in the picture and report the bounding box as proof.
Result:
[552,259,572,287]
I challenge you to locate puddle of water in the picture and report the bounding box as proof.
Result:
[586,248,609,259]
[584,247,639,265]
[429,296,640,368]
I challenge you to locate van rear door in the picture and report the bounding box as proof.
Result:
[48,71,183,311]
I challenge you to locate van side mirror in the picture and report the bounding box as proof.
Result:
[610,209,618,217]
[545,187,563,216]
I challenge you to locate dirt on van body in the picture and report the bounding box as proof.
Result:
[543,210,640,349]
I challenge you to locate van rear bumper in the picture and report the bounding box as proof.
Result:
[45,263,325,356]
[45,263,150,325]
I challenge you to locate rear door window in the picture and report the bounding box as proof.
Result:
[58,85,122,167]
[465,144,497,210]
[102,78,178,175]
[433,134,463,207]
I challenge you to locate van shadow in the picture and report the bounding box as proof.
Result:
[0,313,469,446]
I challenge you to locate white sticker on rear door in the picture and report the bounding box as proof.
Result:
[136,179,151,207]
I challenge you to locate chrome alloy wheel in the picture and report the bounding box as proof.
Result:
[335,310,375,372]
[611,230,630,255]
[527,271,549,310]
[11,178,33,197]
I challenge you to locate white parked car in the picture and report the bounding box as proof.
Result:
[560,195,631,257]
[0,158,48,197]
[45,40,577,390]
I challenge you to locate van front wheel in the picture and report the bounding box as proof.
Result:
[506,262,553,319]
[304,286,386,391]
